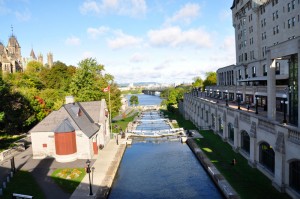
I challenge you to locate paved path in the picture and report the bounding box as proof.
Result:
[70,137,127,199]
[0,145,95,199]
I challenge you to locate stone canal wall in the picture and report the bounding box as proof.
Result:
[186,139,240,199]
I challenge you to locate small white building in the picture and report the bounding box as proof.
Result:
[30,97,110,162]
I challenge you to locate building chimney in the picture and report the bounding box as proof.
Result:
[65,96,75,104]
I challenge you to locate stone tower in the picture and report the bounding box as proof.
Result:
[38,53,43,65]
[47,52,53,68]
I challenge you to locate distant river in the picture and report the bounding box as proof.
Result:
[126,94,162,106]
[109,93,223,199]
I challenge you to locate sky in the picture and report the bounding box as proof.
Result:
[0,0,236,84]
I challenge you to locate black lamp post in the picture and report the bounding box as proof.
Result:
[281,94,288,124]
[255,95,259,114]
[86,159,93,196]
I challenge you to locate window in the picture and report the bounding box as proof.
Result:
[289,161,300,193]
[263,65,267,76]
[292,0,296,9]
[288,19,291,28]
[259,142,275,173]
[241,131,250,154]
[288,3,291,12]
[276,10,279,19]
[276,62,280,74]
[252,66,256,77]
[276,25,279,33]
[273,12,275,20]
[245,53,247,61]
[292,17,296,26]
[228,123,234,143]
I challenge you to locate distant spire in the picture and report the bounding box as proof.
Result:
[11,25,14,36]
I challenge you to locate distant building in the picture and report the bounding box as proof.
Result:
[0,34,23,73]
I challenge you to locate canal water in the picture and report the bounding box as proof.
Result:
[109,94,223,199]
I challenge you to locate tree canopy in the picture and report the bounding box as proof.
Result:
[0,58,122,135]
[203,72,217,89]
[129,95,139,106]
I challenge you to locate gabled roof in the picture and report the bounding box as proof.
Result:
[30,101,104,138]
[54,118,75,133]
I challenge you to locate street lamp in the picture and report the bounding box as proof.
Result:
[255,95,260,114]
[86,159,93,196]
[281,94,288,124]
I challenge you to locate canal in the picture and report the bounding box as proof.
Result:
[109,94,223,199]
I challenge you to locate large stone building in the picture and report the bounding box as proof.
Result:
[180,0,300,198]
[1,30,54,73]
[0,34,23,73]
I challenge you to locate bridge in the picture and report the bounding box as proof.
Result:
[142,88,165,96]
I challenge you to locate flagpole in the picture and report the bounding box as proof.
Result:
[109,86,112,139]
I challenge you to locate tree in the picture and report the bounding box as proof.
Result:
[26,60,43,73]
[69,58,105,102]
[129,95,139,106]
[192,76,203,89]
[203,72,217,89]
[39,61,75,91]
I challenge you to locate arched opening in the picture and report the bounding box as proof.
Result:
[228,123,234,143]
[241,130,250,154]
[290,160,300,193]
[259,142,275,173]
[211,114,215,129]
[219,117,223,135]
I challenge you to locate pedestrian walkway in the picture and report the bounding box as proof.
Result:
[70,136,127,199]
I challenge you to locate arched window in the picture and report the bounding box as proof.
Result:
[219,117,223,135]
[259,142,275,173]
[228,123,234,143]
[211,114,215,128]
[241,131,250,154]
[290,160,300,193]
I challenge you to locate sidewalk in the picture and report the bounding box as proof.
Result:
[70,137,127,199]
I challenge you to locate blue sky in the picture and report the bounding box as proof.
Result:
[0,0,235,84]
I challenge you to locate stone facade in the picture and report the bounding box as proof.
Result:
[0,35,23,73]
[181,92,300,198]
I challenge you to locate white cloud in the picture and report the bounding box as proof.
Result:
[65,36,81,46]
[79,0,100,14]
[107,31,142,50]
[87,26,110,39]
[130,52,148,62]
[15,8,31,21]
[79,0,147,17]
[147,26,212,48]
[165,3,201,25]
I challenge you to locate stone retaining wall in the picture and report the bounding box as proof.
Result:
[186,139,240,199]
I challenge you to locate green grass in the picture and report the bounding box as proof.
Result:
[195,130,291,199]
[112,112,139,133]
[2,170,45,199]
[0,134,25,152]
[50,168,86,193]
[161,108,291,199]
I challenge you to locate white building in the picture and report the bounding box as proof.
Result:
[181,1,300,198]
[30,97,110,162]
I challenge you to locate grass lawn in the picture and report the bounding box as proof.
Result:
[112,112,139,133]
[161,108,291,199]
[51,168,86,193]
[2,170,45,199]
[0,134,25,152]
[194,131,291,199]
